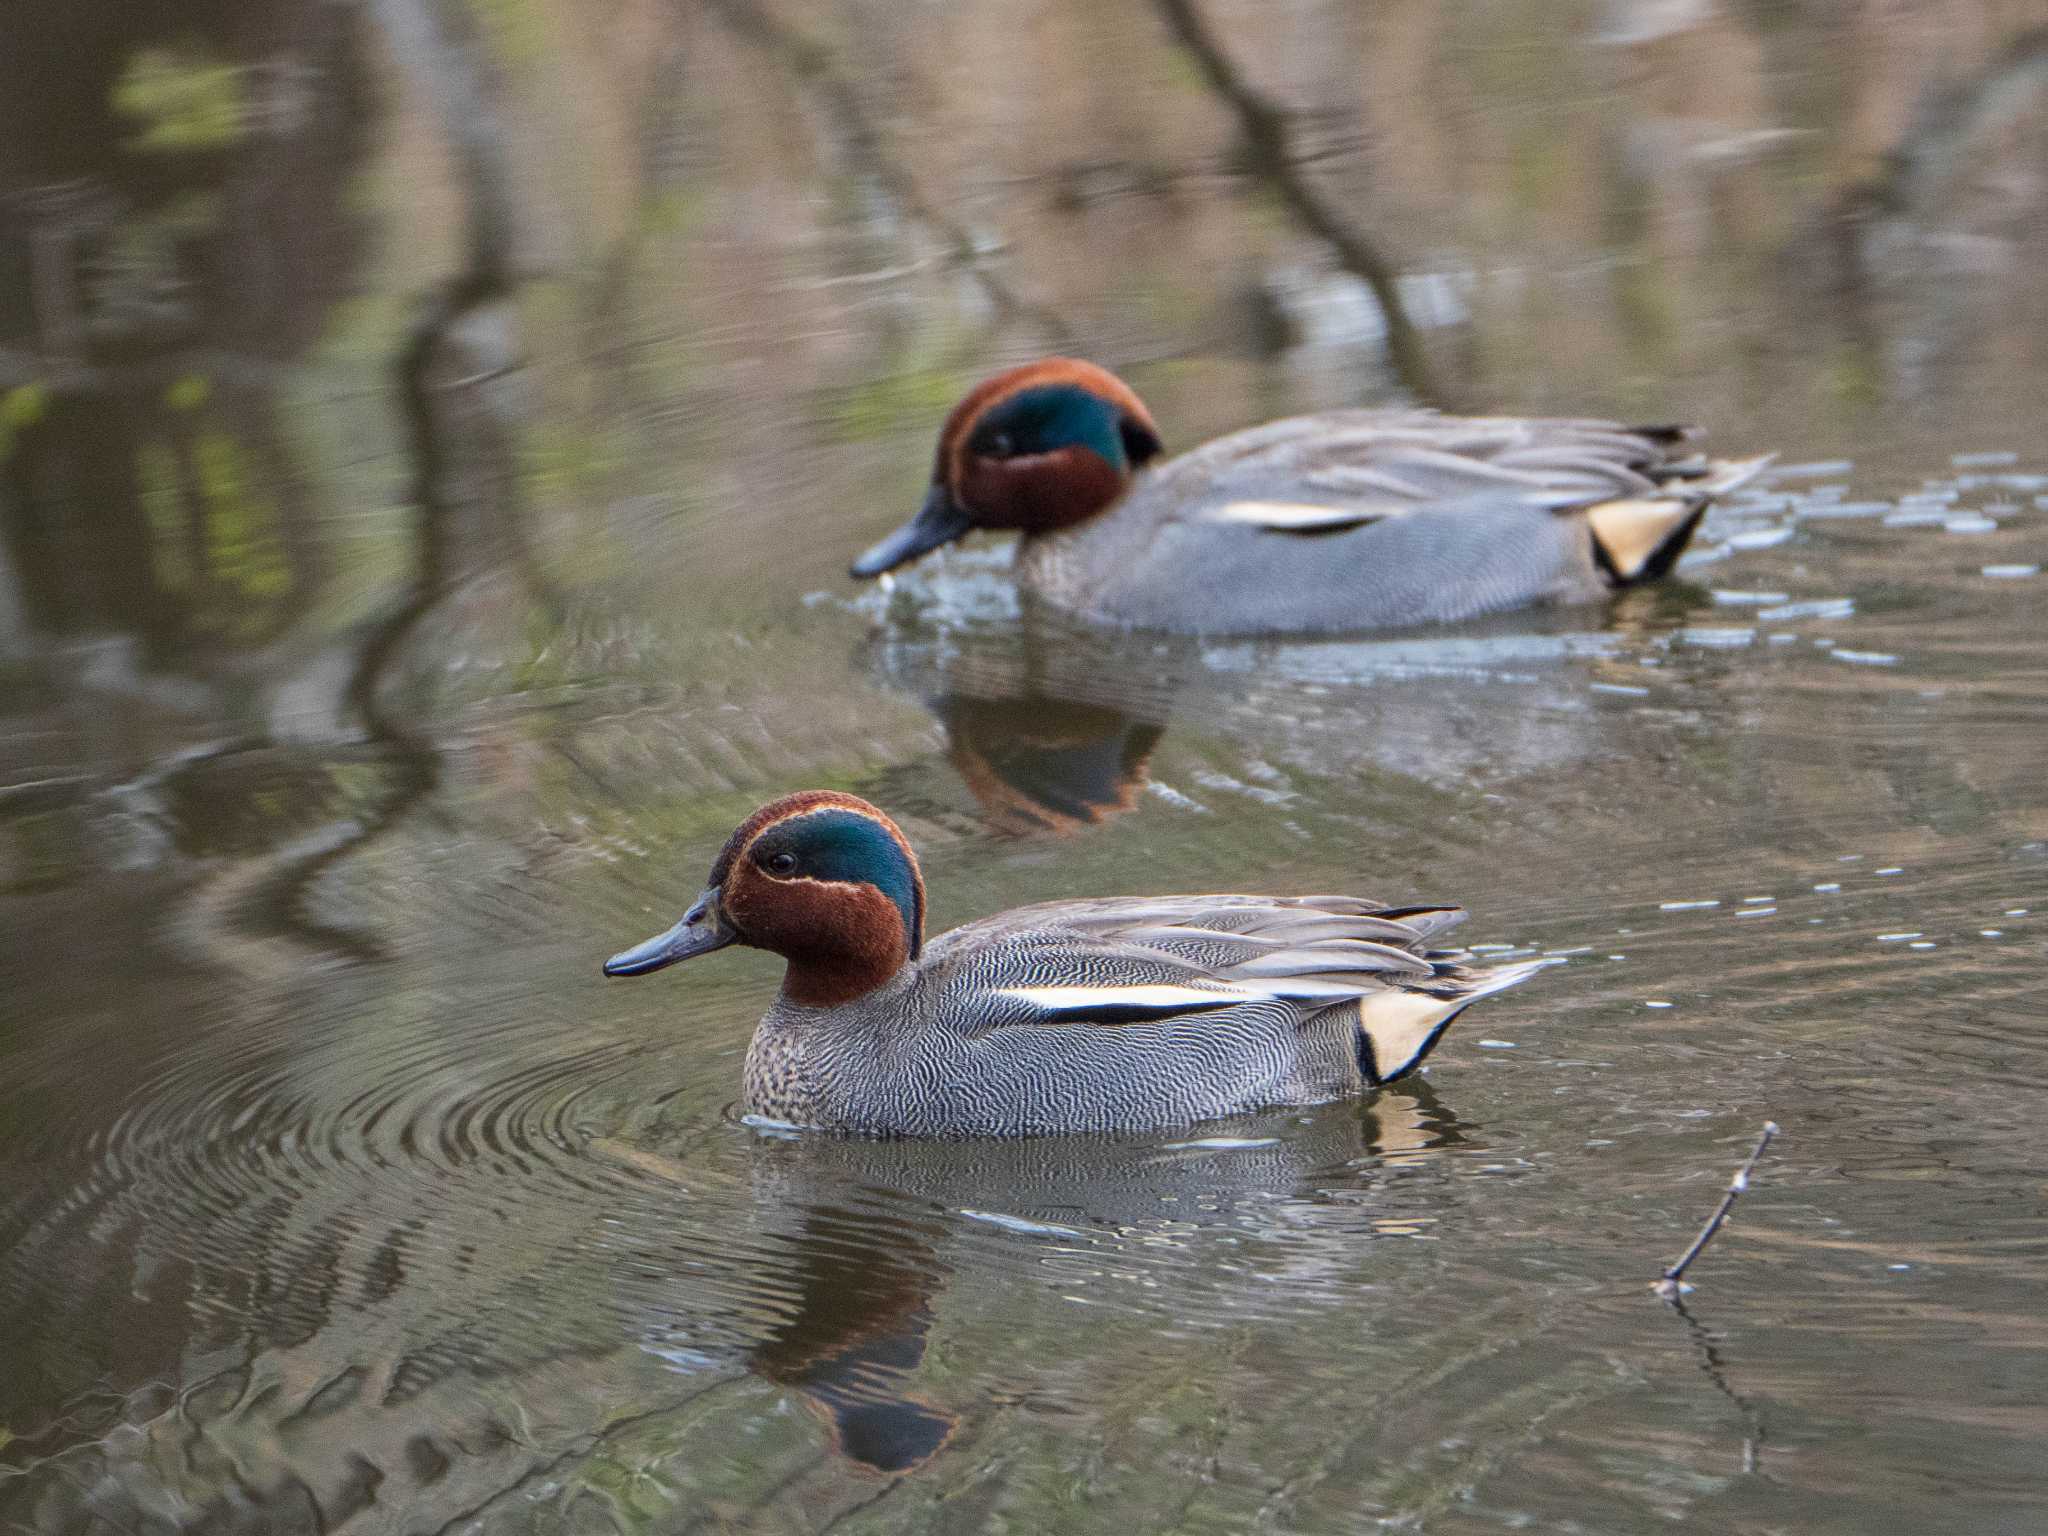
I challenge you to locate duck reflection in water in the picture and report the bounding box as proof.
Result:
[744,1202,957,1474]
[939,691,1165,836]
[865,596,1689,824]
[607,1083,1464,1475]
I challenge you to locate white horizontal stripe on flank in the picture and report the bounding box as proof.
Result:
[995,984,1244,1011]
[1201,500,1386,529]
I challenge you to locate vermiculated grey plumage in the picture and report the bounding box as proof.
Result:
[1016,410,1766,634]
[741,895,1544,1137]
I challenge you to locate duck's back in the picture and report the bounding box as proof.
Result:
[1017,409,1744,634]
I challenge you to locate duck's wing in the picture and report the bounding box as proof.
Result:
[1148,411,1772,581]
[924,895,1546,1084]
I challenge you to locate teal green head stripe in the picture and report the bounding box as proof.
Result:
[973,383,1130,472]
[749,808,925,957]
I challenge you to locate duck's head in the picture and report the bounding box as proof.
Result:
[603,791,926,1007]
[850,358,1164,579]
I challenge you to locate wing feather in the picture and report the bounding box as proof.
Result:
[1199,500,1398,533]
[1228,942,1436,980]
[925,894,1547,1084]
[1146,408,1761,543]
[936,894,1477,1031]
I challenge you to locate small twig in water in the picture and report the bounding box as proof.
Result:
[1653,1121,1779,1300]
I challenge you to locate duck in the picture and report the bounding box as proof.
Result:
[602,790,1546,1137]
[849,358,1771,635]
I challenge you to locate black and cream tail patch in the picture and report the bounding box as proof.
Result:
[1587,452,1775,584]
[1355,957,1552,1084]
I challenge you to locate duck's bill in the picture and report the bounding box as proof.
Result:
[603,888,736,977]
[849,485,973,578]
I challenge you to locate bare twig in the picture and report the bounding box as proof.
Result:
[1824,26,2048,393]
[1149,0,1450,408]
[699,0,1074,350]
[350,0,561,742]
[581,26,689,426]
[1653,1121,1779,1300]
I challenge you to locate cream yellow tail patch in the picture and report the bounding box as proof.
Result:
[1356,991,1471,1083]
[1585,498,1697,580]
[1358,957,1553,1082]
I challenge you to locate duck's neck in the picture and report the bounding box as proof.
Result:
[1012,511,1113,609]
[779,953,903,1009]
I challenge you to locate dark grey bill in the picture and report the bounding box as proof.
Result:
[603,888,737,976]
[849,483,974,578]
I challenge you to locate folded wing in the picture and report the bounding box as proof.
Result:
[928,894,1547,1084]
[1170,411,1770,579]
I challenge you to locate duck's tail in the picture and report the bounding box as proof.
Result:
[1587,451,1777,585]
[1354,956,1554,1085]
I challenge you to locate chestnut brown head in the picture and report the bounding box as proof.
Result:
[603,791,926,1007]
[850,359,1164,578]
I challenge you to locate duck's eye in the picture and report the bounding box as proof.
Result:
[764,851,799,876]
[983,430,1016,459]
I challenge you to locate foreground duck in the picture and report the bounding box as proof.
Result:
[851,359,1770,634]
[603,791,1544,1136]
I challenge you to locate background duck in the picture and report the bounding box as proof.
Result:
[851,359,1771,635]
[603,790,1545,1137]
